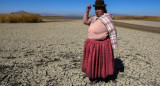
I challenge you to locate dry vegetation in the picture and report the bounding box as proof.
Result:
[1,13,160,23]
[113,16,160,21]
[0,14,42,23]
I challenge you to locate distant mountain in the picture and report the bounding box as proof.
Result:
[11,10,31,14]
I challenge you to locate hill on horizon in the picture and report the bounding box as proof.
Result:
[10,10,40,15]
[11,10,31,15]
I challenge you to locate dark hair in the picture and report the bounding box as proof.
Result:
[103,7,107,13]
[95,7,107,13]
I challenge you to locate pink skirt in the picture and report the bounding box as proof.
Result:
[82,38,114,79]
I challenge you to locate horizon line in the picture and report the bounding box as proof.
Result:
[0,10,160,17]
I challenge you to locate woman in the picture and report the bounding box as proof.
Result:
[82,0,118,80]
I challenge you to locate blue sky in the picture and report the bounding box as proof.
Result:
[0,0,160,16]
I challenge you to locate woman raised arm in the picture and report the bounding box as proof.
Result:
[83,4,91,25]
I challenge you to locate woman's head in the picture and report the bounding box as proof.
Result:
[95,7,107,17]
[93,0,107,17]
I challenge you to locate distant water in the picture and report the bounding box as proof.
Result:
[43,16,82,19]
[60,16,83,19]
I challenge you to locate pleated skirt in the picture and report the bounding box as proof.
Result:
[82,38,114,79]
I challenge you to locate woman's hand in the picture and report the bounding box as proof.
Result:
[86,4,91,13]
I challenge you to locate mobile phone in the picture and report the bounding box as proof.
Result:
[88,4,91,9]
[88,6,91,9]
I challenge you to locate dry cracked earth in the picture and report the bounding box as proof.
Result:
[0,19,160,86]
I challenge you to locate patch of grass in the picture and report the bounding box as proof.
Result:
[0,13,42,23]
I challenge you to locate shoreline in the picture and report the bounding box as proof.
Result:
[1,18,160,34]
[114,21,160,34]
[42,18,160,34]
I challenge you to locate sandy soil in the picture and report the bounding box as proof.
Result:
[0,19,160,86]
